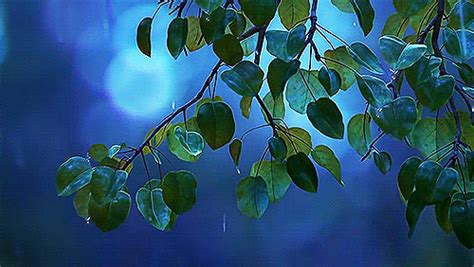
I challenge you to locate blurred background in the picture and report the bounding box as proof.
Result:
[0,0,472,266]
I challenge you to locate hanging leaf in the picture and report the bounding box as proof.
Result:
[196,0,225,13]
[373,151,392,174]
[230,13,247,36]
[369,96,417,140]
[307,98,344,139]
[443,27,463,60]
[137,17,152,57]
[74,186,91,219]
[406,56,442,89]
[398,157,423,203]
[186,16,205,52]
[250,160,292,202]
[89,167,128,204]
[56,157,92,197]
[167,120,204,163]
[406,191,426,238]
[143,123,172,155]
[268,136,287,162]
[286,69,328,114]
[238,0,278,26]
[415,162,458,205]
[221,61,264,96]
[435,197,453,233]
[349,0,375,36]
[379,35,407,69]
[382,13,408,38]
[393,0,430,17]
[394,44,427,70]
[262,92,286,122]
[200,8,236,44]
[355,74,392,108]
[265,25,306,62]
[450,196,474,249]
[89,190,131,232]
[324,46,361,90]
[268,59,300,99]
[318,67,341,96]
[236,176,269,218]
[347,114,371,156]
[447,1,474,29]
[167,18,188,59]
[277,127,313,157]
[213,34,243,65]
[331,0,354,13]
[174,126,205,157]
[162,171,198,214]
[278,0,310,30]
[286,152,318,193]
[347,42,383,75]
[414,75,455,111]
[311,145,344,186]
[136,185,172,231]
[407,117,456,158]
[240,96,252,118]
[229,139,243,168]
[197,101,235,150]
[88,144,108,162]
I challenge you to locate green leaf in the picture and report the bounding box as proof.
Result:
[162,171,197,214]
[331,0,354,13]
[435,197,453,233]
[90,167,128,204]
[88,144,108,162]
[174,126,205,157]
[167,121,203,162]
[443,27,463,59]
[347,42,383,75]
[196,0,224,13]
[324,46,361,90]
[250,160,292,202]
[266,25,306,62]
[447,1,474,29]
[197,101,235,150]
[213,34,243,65]
[450,197,474,249]
[455,62,474,86]
[406,56,442,89]
[236,176,269,218]
[406,191,426,238]
[167,18,188,59]
[398,157,423,203]
[56,156,92,197]
[277,127,312,157]
[382,13,409,38]
[268,137,287,162]
[229,139,242,168]
[74,186,91,219]
[307,98,344,139]
[89,190,131,232]
[369,96,417,140]
[238,0,278,26]
[186,16,205,52]
[240,96,252,118]
[278,0,310,30]
[379,35,407,69]
[318,67,341,96]
[355,75,392,108]
[286,69,328,114]
[407,117,456,157]
[415,161,458,204]
[200,8,236,44]
[108,144,122,158]
[136,186,172,231]
[143,123,172,155]
[349,0,375,36]
[221,60,264,96]
[393,0,430,17]
[286,152,318,193]
[230,13,247,36]
[394,44,427,70]
[414,75,455,110]
[268,59,300,99]
[137,17,152,57]
[311,145,343,186]
[372,151,392,174]
[347,114,371,156]
[262,92,285,121]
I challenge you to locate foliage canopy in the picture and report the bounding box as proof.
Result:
[57,0,474,249]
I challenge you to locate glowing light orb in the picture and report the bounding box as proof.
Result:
[105,48,176,117]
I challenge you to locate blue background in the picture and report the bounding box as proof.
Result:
[0,0,472,265]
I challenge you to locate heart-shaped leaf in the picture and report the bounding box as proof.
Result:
[213,34,243,65]
[268,136,287,162]
[350,0,375,36]
[221,60,264,96]
[236,176,269,218]
[347,42,383,74]
[373,151,392,174]
[174,126,205,157]
[197,101,235,150]
[398,156,423,202]
[90,167,128,204]
[414,75,455,110]
[229,139,243,168]
[136,184,172,231]
[238,0,278,26]
[311,145,343,186]
[250,160,292,203]
[200,8,236,44]
[406,56,442,89]
[355,74,392,108]
[348,114,371,156]
[415,161,458,204]
[162,171,197,214]
[56,157,92,197]
[167,18,188,59]
[268,59,300,99]
[286,152,318,193]
[185,16,205,52]
[318,67,341,96]
[324,46,361,90]
[265,25,306,62]
[286,69,328,114]
[406,191,426,238]
[394,44,427,70]
[307,98,344,139]
[89,190,131,232]
[379,35,407,69]
[278,0,310,30]
[450,197,474,249]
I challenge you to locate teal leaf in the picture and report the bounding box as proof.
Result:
[196,0,224,13]
[268,136,287,162]
[197,101,235,150]
[73,186,91,219]
[398,157,423,203]
[167,18,188,59]
[278,127,312,158]
[213,34,243,65]
[369,96,417,140]
[415,161,458,204]
[347,114,371,156]
[349,0,375,36]
[414,75,455,111]
[262,92,285,121]
[307,98,344,139]
[447,1,474,29]
[347,42,383,74]
[379,35,407,69]
[236,176,269,218]
[137,17,152,57]
[393,0,430,17]
[162,171,198,214]
[265,25,306,62]
[136,186,172,231]
[89,190,131,232]
[90,167,128,204]
[311,145,344,186]
[372,151,392,174]
[406,56,442,89]
[406,191,426,238]
[56,156,92,197]
[174,126,205,157]
[286,69,328,114]
[268,59,300,99]
[287,152,318,193]
[443,27,463,59]
[221,60,264,96]
[331,0,354,13]
[450,197,474,249]
[435,197,453,233]
[250,160,292,203]
[355,74,392,108]
[318,67,341,96]
[394,44,427,70]
[324,46,361,90]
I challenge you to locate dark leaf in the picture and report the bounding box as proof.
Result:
[286,152,318,193]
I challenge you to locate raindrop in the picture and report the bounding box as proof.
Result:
[222,213,226,233]
[235,166,241,175]
[86,217,91,224]
[172,101,176,110]
[352,22,357,27]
